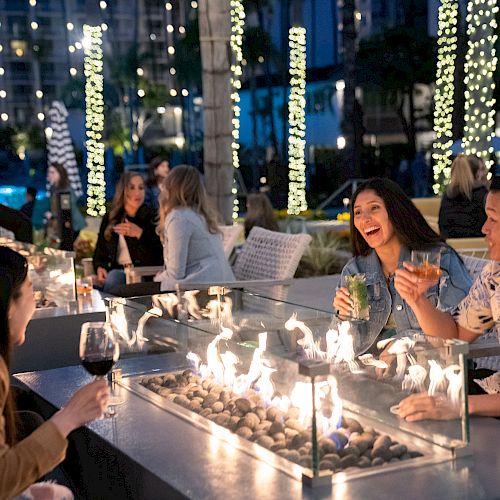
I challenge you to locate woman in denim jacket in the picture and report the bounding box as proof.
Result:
[333,178,472,353]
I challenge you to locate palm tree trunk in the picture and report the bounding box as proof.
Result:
[198,0,234,223]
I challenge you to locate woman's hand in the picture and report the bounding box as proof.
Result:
[114,220,143,239]
[51,379,109,436]
[397,393,460,422]
[96,266,108,284]
[333,287,353,317]
[394,262,437,307]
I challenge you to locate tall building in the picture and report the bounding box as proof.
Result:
[0,0,194,128]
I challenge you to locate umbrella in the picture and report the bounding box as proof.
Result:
[450,136,500,155]
[46,101,83,198]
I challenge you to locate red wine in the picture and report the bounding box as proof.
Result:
[82,357,115,376]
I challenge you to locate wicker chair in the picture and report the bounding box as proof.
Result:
[219,223,244,258]
[461,255,500,370]
[233,227,312,280]
[447,238,490,259]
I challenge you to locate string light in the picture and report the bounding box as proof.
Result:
[83,25,106,217]
[462,0,498,173]
[287,27,308,215]
[230,0,245,220]
[432,0,458,193]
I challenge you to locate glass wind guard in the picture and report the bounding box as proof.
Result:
[108,294,469,485]
[0,238,76,309]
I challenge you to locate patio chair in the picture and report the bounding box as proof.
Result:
[447,238,490,259]
[461,255,500,370]
[219,223,244,258]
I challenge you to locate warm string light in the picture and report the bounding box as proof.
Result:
[287,27,307,216]
[432,0,458,194]
[230,0,245,220]
[462,0,498,173]
[83,25,106,217]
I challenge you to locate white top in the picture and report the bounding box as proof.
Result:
[117,234,132,266]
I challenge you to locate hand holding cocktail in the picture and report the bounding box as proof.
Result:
[394,250,442,307]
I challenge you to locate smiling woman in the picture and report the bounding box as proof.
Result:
[332,178,472,353]
[93,172,164,293]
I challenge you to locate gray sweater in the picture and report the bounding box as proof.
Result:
[156,207,235,291]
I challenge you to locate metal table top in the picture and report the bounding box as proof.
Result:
[14,356,500,500]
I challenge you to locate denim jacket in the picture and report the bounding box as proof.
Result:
[337,245,472,351]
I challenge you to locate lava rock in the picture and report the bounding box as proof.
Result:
[329,431,348,449]
[284,428,299,439]
[389,444,407,458]
[319,460,335,471]
[267,407,284,423]
[189,401,202,412]
[269,421,284,435]
[291,431,310,449]
[322,454,341,468]
[214,414,230,427]
[322,434,342,452]
[256,435,274,449]
[235,426,253,439]
[202,393,219,408]
[373,435,391,450]
[173,395,190,408]
[357,456,371,468]
[199,408,212,418]
[340,454,358,469]
[343,417,363,434]
[299,456,312,468]
[250,430,267,441]
[285,419,303,432]
[371,457,385,467]
[211,402,224,414]
[339,445,360,458]
[272,432,285,442]
[235,398,252,414]
[371,447,392,461]
[239,413,260,430]
[271,441,287,452]
[254,406,266,421]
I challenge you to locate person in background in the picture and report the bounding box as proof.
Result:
[144,157,170,211]
[244,192,279,238]
[410,152,428,198]
[467,154,489,186]
[438,154,488,238]
[0,246,108,498]
[395,176,500,420]
[20,186,37,219]
[0,205,32,243]
[155,165,234,291]
[93,172,163,293]
[333,178,471,353]
[46,163,86,250]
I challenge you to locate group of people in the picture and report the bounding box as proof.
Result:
[334,173,500,420]
[92,158,235,294]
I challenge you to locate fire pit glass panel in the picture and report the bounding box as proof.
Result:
[107,291,470,485]
[0,238,76,310]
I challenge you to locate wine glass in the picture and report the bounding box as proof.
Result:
[79,321,122,416]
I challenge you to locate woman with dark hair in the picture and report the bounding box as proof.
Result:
[244,192,279,238]
[93,172,163,293]
[333,178,472,352]
[144,157,170,210]
[0,246,108,498]
[46,163,86,250]
[155,165,234,290]
[438,154,488,238]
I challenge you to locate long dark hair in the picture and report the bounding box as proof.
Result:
[49,163,70,190]
[244,193,279,237]
[350,178,444,256]
[104,172,145,241]
[0,246,29,445]
[146,157,168,188]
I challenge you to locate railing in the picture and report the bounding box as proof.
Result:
[316,178,364,210]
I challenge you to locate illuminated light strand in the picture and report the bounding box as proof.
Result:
[229,0,245,220]
[462,0,498,174]
[83,25,106,217]
[432,0,459,194]
[287,27,307,216]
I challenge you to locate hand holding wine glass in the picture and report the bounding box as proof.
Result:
[80,322,121,416]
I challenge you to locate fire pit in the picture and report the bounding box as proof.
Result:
[108,289,470,487]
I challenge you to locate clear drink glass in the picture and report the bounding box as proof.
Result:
[410,250,442,282]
